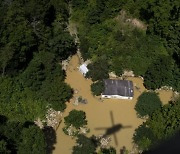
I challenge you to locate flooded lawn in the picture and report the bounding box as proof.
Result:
[53,55,173,153]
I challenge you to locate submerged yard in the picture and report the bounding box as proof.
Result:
[53,55,173,154]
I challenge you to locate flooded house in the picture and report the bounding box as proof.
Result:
[102,79,134,100]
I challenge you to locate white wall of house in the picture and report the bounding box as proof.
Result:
[101,94,133,100]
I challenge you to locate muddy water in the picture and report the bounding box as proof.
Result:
[53,55,173,154]
[157,90,173,105]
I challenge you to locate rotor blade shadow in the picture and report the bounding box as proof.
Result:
[113,133,118,146]
[122,126,132,129]
[95,127,108,130]
[110,111,115,125]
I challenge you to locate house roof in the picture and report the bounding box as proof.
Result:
[79,64,89,75]
[103,79,134,97]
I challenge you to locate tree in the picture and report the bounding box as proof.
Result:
[1,121,23,142]
[79,36,90,61]
[134,98,180,151]
[0,116,48,154]
[147,100,180,141]
[0,45,14,76]
[137,0,180,56]
[49,17,76,60]
[64,110,87,129]
[0,1,37,74]
[144,56,174,90]
[0,78,47,122]
[111,57,123,76]
[71,0,88,9]
[91,80,105,96]
[172,63,180,92]
[20,57,45,91]
[18,126,46,154]
[0,115,8,125]
[86,6,101,25]
[135,92,162,117]
[20,51,65,91]
[0,1,74,153]
[87,59,109,82]
[39,77,72,111]
[133,123,154,151]
[0,0,74,125]
[101,147,116,154]
[0,140,10,154]
[0,77,13,104]
[23,0,50,23]
[0,121,24,153]
[72,135,97,154]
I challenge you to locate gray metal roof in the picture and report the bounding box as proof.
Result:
[103,79,134,97]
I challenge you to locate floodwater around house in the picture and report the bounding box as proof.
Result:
[53,55,173,154]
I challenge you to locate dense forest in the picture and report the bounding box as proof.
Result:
[0,0,180,153]
[71,0,180,91]
[0,0,76,153]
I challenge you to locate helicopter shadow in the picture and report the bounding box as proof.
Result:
[95,111,131,146]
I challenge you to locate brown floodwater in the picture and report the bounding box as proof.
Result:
[53,55,173,154]
[157,90,173,105]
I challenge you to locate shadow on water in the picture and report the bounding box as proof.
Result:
[95,111,131,146]
[43,126,57,154]
[95,124,131,136]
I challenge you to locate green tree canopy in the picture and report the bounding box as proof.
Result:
[0,140,10,154]
[71,0,88,9]
[101,147,116,154]
[0,77,47,122]
[64,110,87,129]
[0,119,47,154]
[91,80,105,96]
[48,17,76,60]
[133,123,154,151]
[39,77,73,111]
[87,59,109,82]
[134,99,180,151]
[0,0,73,153]
[135,92,162,117]
[144,56,174,90]
[18,126,46,154]
[72,135,97,154]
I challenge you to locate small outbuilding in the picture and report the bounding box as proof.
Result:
[79,64,89,76]
[102,79,134,100]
